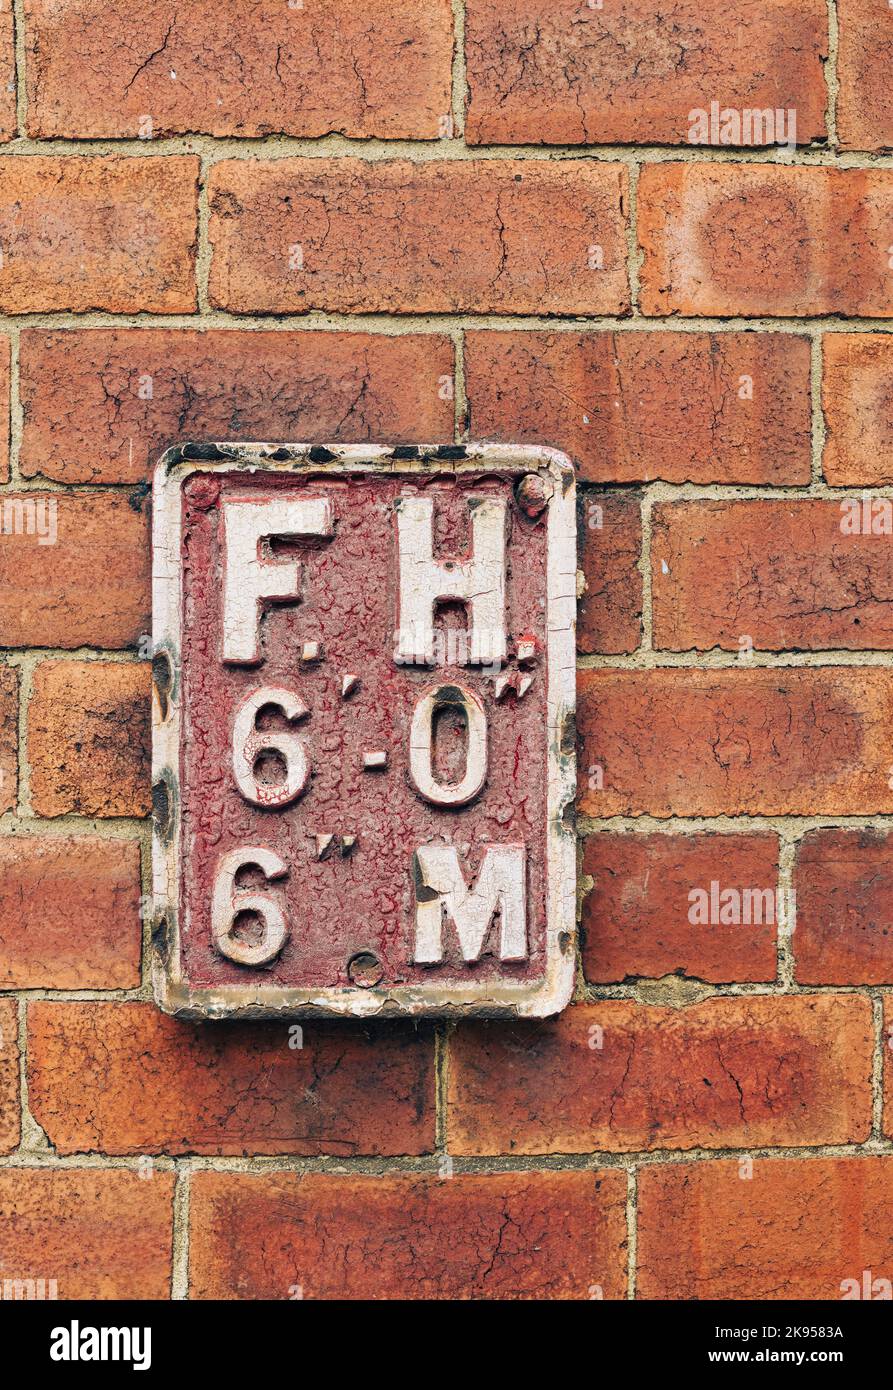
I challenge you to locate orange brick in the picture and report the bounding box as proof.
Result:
[208,159,629,315]
[579,493,641,654]
[652,500,893,652]
[0,665,16,814]
[465,331,811,484]
[466,0,826,146]
[638,1157,893,1299]
[0,836,141,989]
[27,1001,435,1156]
[0,999,19,1154]
[447,996,872,1155]
[28,660,150,818]
[0,493,149,648]
[795,830,893,985]
[0,156,198,313]
[190,1170,627,1300]
[25,0,453,140]
[823,333,893,485]
[582,832,779,984]
[20,329,455,485]
[639,163,893,317]
[0,5,13,141]
[0,334,9,482]
[578,667,893,817]
[0,1169,173,1299]
[838,0,893,152]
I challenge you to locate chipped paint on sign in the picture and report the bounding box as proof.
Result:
[151,443,576,1018]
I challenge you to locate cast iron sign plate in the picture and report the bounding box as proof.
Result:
[151,443,576,1018]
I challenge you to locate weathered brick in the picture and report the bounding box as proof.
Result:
[20,329,455,485]
[190,1170,626,1299]
[0,493,149,648]
[0,665,16,814]
[823,333,893,486]
[0,999,19,1154]
[652,500,893,652]
[578,667,893,817]
[28,660,150,818]
[0,5,13,141]
[208,159,629,315]
[837,0,893,152]
[447,996,872,1155]
[638,164,893,317]
[794,829,893,985]
[465,331,811,484]
[27,1001,435,1156]
[466,0,826,147]
[0,1169,174,1299]
[25,0,453,140]
[638,1157,893,1299]
[0,334,9,482]
[0,156,198,313]
[579,493,642,654]
[582,832,779,984]
[0,836,141,989]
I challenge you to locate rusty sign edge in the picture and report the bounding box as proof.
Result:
[150,442,577,1020]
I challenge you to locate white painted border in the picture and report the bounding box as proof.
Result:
[152,443,576,1019]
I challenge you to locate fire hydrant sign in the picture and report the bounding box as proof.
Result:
[151,443,576,1018]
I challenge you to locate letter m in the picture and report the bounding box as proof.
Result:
[412,844,526,964]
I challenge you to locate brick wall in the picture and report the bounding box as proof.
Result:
[1,0,892,1302]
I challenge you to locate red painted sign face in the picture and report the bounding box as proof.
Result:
[152,443,576,1018]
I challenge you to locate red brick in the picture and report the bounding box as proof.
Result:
[0,665,16,814]
[190,1170,626,1300]
[579,493,641,654]
[638,1157,893,1299]
[0,1169,174,1299]
[208,159,629,316]
[0,493,149,648]
[578,667,893,817]
[794,829,893,985]
[0,334,9,482]
[25,0,453,140]
[823,333,893,485]
[20,329,455,485]
[0,5,13,141]
[0,999,19,1154]
[582,832,779,984]
[447,996,872,1155]
[652,500,893,652]
[0,836,141,989]
[465,331,811,484]
[0,156,198,313]
[27,1001,435,1156]
[466,0,826,147]
[838,0,893,152]
[638,164,893,317]
[28,660,150,819]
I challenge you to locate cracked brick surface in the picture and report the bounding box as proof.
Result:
[794,829,893,986]
[24,0,453,140]
[0,666,15,814]
[578,492,642,654]
[638,163,893,317]
[0,836,141,989]
[578,667,893,817]
[27,1001,436,1156]
[0,999,19,1154]
[465,330,811,484]
[0,6,13,142]
[837,0,893,152]
[651,499,893,652]
[0,335,8,483]
[637,1157,893,1299]
[208,158,630,315]
[823,333,893,486]
[0,1169,174,1299]
[582,832,779,984]
[465,0,827,147]
[19,329,456,485]
[189,1170,627,1299]
[0,157,199,314]
[447,996,873,1155]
